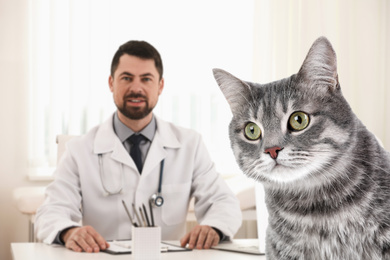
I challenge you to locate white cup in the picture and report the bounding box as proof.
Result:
[131,226,161,259]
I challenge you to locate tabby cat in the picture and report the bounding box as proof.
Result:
[213,37,390,260]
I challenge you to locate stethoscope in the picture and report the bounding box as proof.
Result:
[98,154,165,207]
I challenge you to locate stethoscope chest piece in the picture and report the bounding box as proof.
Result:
[150,193,164,207]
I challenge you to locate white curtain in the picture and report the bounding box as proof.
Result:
[28,0,389,178]
[253,0,390,149]
[28,0,254,177]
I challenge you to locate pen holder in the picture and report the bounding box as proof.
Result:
[132,226,161,259]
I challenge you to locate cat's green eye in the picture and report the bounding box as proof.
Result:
[288,111,310,131]
[244,122,262,140]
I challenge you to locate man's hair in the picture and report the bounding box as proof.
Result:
[110,40,163,79]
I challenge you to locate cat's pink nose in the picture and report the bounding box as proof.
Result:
[264,146,283,159]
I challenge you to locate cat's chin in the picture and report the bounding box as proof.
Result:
[264,164,313,184]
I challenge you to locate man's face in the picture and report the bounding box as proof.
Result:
[109,54,164,121]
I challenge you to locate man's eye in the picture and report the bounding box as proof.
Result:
[142,78,152,82]
[122,77,132,81]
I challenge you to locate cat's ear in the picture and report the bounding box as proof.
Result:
[297,36,339,91]
[213,68,253,113]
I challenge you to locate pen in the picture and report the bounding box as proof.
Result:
[149,200,155,227]
[122,200,138,227]
[142,203,151,227]
[139,207,147,227]
[132,203,142,227]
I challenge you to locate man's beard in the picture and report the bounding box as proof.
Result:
[116,94,154,120]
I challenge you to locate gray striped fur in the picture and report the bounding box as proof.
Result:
[213,37,390,260]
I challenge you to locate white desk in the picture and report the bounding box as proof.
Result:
[11,240,265,260]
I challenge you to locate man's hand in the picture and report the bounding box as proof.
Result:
[61,226,110,253]
[180,225,220,249]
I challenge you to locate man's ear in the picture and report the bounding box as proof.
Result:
[108,75,114,93]
[158,78,164,95]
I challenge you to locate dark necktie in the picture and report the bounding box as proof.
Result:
[128,134,145,173]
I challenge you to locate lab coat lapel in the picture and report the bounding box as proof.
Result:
[141,117,181,178]
[93,115,138,171]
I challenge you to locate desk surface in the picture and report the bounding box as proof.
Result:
[11,240,265,260]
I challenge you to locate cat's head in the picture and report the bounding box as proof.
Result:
[213,37,356,186]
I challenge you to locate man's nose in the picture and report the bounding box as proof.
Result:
[130,78,143,91]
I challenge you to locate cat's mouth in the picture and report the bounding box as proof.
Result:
[266,161,285,173]
[268,160,296,175]
[271,162,284,171]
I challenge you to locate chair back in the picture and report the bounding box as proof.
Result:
[56,135,77,163]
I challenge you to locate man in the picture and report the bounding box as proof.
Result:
[35,40,242,253]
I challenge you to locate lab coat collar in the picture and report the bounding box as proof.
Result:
[154,116,181,149]
[93,113,181,175]
[141,116,181,177]
[93,114,120,154]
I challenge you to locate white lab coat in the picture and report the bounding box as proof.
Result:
[35,114,242,244]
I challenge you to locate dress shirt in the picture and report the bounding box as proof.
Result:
[113,112,156,165]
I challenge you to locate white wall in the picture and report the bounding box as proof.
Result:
[0,1,50,259]
[0,0,25,257]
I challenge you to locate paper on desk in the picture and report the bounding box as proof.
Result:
[106,241,132,254]
[105,240,191,255]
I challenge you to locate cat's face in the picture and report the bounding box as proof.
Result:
[214,37,355,185]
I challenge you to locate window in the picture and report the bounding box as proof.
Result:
[28,0,255,179]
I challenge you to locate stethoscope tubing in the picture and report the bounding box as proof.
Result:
[98,154,124,196]
[157,160,164,193]
[98,154,164,207]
